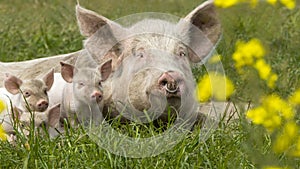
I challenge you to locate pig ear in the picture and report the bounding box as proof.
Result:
[183,0,221,63]
[60,62,77,83]
[4,73,23,95]
[76,4,111,37]
[76,5,125,59]
[43,69,54,91]
[99,59,112,81]
[47,104,61,128]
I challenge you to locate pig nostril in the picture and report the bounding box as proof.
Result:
[158,72,183,95]
[37,101,48,108]
[161,80,168,86]
[91,92,102,101]
[167,82,176,90]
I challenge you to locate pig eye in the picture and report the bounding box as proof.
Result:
[44,89,47,95]
[79,82,85,86]
[98,81,102,87]
[24,91,31,97]
[136,52,144,58]
[135,48,145,58]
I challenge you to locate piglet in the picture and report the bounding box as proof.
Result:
[0,69,54,135]
[48,59,112,127]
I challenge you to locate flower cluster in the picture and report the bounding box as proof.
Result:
[289,88,300,105]
[196,71,234,102]
[246,88,300,157]
[246,94,293,132]
[232,39,278,88]
[213,0,298,168]
[0,99,7,141]
[214,0,296,9]
[263,166,290,169]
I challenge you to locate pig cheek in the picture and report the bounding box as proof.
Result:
[74,85,89,103]
[128,74,151,111]
[22,96,35,111]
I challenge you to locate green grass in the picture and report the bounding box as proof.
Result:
[1,0,300,168]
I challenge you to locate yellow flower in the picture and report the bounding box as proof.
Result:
[289,88,300,105]
[208,54,222,64]
[196,74,212,102]
[249,0,259,7]
[246,95,295,132]
[263,166,290,169]
[267,0,278,5]
[0,125,7,141]
[196,72,234,102]
[233,39,265,69]
[254,59,278,88]
[246,106,281,132]
[262,95,294,120]
[290,138,300,157]
[254,59,271,80]
[0,99,6,114]
[214,0,296,10]
[214,0,239,8]
[280,0,296,9]
[214,0,259,8]
[246,107,266,124]
[267,74,278,89]
[273,121,298,153]
[232,39,278,88]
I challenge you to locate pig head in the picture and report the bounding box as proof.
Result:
[75,0,221,123]
[4,69,54,112]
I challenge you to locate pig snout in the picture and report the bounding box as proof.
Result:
[91,90,103,103]
[158,71,184,97]
[36,100,49,112]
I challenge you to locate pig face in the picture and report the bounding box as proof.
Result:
[4,69,54,112]
[60,59,112,106]
[114,35,194,109]
[74,69,106,104]
[75,0,221,122]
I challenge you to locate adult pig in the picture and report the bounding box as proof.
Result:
[75,0,221,123]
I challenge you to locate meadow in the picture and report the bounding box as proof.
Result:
[0,0,300,168]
